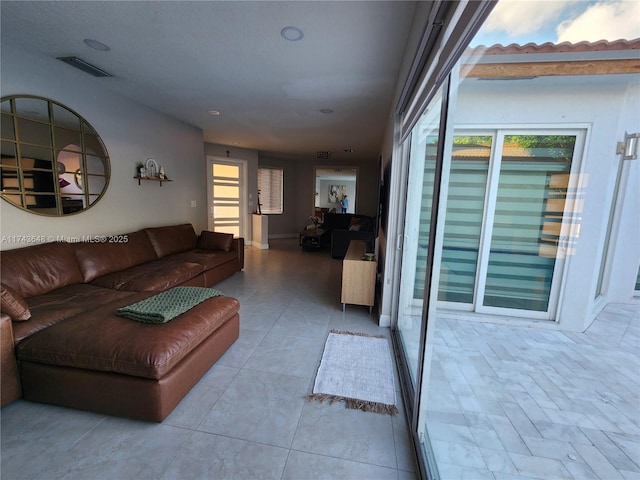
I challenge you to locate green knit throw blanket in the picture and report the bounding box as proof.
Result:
[116,286,224,324]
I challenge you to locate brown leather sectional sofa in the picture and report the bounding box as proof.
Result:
[0,223,244,421]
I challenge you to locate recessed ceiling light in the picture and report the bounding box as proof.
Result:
[281,26,304,42]
[320,108,333,114]
[208,110,221,116]
[84,38,111,52]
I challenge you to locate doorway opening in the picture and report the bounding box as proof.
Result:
[313,167,357,217]
[207,157,247,238]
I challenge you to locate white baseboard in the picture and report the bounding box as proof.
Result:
[378,314,391,328]
[247,240,269,249]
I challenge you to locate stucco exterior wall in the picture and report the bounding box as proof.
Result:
[453,73,639,330]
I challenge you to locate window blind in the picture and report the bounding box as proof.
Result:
[257,168,283,214]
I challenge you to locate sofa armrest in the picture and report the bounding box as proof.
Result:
[232,238,244,270]
[1,313,22,406]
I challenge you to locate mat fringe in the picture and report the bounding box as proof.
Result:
[306,393,398,416]
[309,330,397,415]
[329,329,385,339]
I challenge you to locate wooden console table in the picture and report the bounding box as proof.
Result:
[341,240,376,313]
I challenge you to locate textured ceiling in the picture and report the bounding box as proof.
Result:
[1,1,417,162]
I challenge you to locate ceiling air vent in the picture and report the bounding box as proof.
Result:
[57,56,113,77]
[317,151,332,159]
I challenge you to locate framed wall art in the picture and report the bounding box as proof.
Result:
[328,184,346,203]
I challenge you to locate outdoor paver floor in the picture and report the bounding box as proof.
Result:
[426,302,640,480]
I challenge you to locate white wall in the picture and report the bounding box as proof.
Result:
[377,58,639,331]
[599,81,640,305]
[258,156,379,238]
[451,74,640,331]
[377,2,432,327]
[200,146,380,241]
[1,45,207,249]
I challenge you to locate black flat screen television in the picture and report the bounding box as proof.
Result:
[378,157,392,235]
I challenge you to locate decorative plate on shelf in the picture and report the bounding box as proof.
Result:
[145,158,158,178]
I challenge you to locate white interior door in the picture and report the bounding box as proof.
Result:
[207,157,247,238]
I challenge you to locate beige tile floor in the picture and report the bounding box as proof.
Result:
[4,237,637,480]
[1,239,417,480]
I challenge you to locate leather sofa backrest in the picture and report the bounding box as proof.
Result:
[74,230,158,283]
[322,213,354,230]
[0,242,83,298]
[124,230,160,265]
[144,224,198,258]
[323,213,373,231]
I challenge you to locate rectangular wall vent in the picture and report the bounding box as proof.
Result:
[57,57,113,77]
[317,151,332,159]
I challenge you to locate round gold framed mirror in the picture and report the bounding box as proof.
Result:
[1,95,110,216]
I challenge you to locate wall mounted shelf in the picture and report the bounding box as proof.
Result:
[134,176,172,187]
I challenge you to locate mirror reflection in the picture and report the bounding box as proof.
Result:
[0,95,110,215]
[314,167,357,217]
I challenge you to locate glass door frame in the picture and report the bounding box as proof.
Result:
[474,127,587,321]
[390,82,591,478]
[390,74,456,480]
[206,156,248,238]
[434,128,496,313]
[434,127,588,321]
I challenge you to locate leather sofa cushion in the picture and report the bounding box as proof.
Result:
[1,283,31,321]
[145,224,198,258]
[322,212,354,230]
[14,285,137,343]
[197,231,233,251]
[16,295,240,379]
[0,242,83,298]
[166,250,237,270]
[90,260,203,292]
[74,231,157,282]
[323,213,373,232]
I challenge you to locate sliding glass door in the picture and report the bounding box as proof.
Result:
[395,89,444,390]
[435,130,584,319]
[393,102,586,478]
[479,133,580,315]
[410,130,584,319]
[437,135,492,305]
